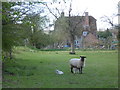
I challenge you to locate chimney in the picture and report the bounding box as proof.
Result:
[61,12,64,17]
[85,12,88,16]
[85,12,89,26]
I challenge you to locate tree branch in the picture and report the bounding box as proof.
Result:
[55,8,61,15]
[101,15,114,27]
[73,10,87,31]
[43,3,58,19]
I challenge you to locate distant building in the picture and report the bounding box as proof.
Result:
[54,12,99,49]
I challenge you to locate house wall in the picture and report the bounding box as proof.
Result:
[54,12,98,49]
[89,16,97,35]
[70,12,98,49]
[79,12,98,48]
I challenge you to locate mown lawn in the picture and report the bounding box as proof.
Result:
[2,47,118,88]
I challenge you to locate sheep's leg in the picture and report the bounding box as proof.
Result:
[78,68,80,73]
[71,67,73,73]
[80,66,83,74]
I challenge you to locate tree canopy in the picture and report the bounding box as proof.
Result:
[2,2,51,59]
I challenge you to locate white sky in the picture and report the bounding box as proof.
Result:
[70,0,119,30]
[6,0,120,30]
[42,0,120,30]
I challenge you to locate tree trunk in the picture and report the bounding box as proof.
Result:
[9,49,12,59]
[69,36,75,54]
[33,43,36,48]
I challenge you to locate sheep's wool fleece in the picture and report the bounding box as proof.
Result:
[70,58,85,68]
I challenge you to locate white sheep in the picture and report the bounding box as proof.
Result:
[30,50,34,52]
[55,69,64,75]
[69,56,86,74]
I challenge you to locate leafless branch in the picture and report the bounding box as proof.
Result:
[68,0,72,17]
[42,3,58,19]
[63,0,66,3]
[55,8,61,15]
[73,9,87,32]
[101,15,114,26]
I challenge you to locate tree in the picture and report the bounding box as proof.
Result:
[22,13,49,48]
[52,13,69,48]
[101,15,116,27]
[97,29,112,49]
[101,13,119,49]
[43,0,84,54]
[118,1,120,48]
[0,2,2,60]
[115,25,120,48]
[2,2,25,59]
[2,2,49,59]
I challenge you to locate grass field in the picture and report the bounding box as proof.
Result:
[3,47,118,88]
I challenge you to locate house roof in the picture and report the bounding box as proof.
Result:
[84,33,99,45]
[54,14,97,36]
[66,16,97,22]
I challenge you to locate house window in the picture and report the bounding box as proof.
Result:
[83,31,88,36]
[74,40,79,44]
[77,41,78,44]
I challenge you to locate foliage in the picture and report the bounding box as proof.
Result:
[2,2,26,59]
[2,2,16,25]
[2,2,50,59]
[22,14,50,49]
[97,29,112,39]
[2,24,25,52]
[53,16,69,45]
[97,29,113,49]
[115,25,120,48]
[117,26,120,40]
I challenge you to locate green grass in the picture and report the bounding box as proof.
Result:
[3,47,118,88]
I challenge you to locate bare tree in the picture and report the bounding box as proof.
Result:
[100,14,119,50]
[101,14,117,27]
[43,0,84,54]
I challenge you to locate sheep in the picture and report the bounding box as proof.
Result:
[55,69,64,75]
[73,68,80,74]
[69,56,86,74]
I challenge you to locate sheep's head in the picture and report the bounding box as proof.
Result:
[80,56,86,61]
[80,56,86,58]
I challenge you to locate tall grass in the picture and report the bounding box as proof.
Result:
[3,47,118,88]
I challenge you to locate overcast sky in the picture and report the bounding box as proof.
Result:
[42,0,119,30]
[6,0,120,30]
[70,0,119,30]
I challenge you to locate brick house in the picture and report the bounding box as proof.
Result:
[74,12,99,48]
[54,12,99,49]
